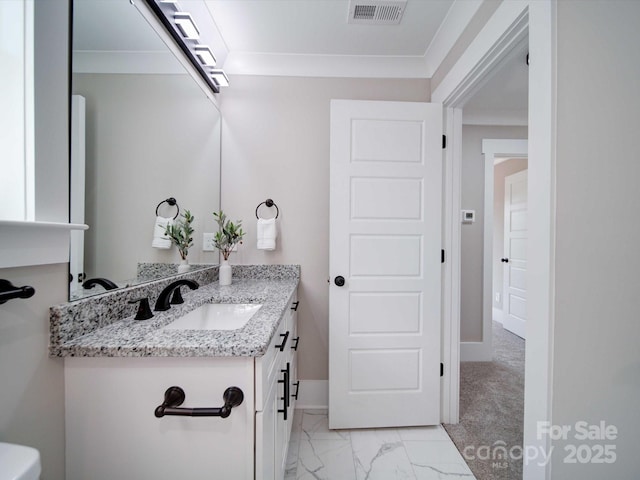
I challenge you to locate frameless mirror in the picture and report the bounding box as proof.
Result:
[70,0,221,300]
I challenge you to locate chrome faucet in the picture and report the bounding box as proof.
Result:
[154,279,199,311]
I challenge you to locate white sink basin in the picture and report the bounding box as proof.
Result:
[163,303,262,331]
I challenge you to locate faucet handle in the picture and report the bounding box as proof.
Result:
[128,297,154,320]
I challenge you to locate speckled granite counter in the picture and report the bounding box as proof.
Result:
[50,265,300,358]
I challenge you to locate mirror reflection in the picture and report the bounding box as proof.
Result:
[70,0,221,300]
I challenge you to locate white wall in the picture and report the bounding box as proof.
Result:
[220,75,430,380]
[0,264,67,480]
[492,158,527,314]
[460,125,527,342]
[551,1,640,477]
[72,74,221,282]
[0,2,70,478]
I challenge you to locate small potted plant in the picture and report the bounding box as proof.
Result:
[213,210,245,285]
[164,210,195,273]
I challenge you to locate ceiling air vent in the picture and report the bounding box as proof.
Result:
[348,0,407,25]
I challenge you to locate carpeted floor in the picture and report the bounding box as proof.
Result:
[444,322,525,480]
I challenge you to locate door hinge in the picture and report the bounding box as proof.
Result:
[441,249,445,264]
[442,135,447,149]
[440,363,444,377]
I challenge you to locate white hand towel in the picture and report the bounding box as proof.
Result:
[152,216,172,249]
[257,218,277,251]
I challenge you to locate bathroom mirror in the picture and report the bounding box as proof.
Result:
[69,0,221,300]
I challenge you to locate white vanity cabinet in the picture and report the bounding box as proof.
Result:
[64,290,299,480]
[256,290,298,480]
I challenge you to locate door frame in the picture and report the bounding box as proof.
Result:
[433,2,555,480]
[458,139,528,361]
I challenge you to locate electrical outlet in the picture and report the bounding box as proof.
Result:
[495,292,501,303]
[202,233,216,251]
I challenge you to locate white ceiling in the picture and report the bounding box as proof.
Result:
[73,0,528,121]
[202,0,453,56]
[462,41,529,125]
[192,0,471,78]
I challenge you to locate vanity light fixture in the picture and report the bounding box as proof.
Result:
[145,0,223,94]
[159,0,181,9]
[174,12,199,40]
[209,70,230,88]
[194,45,216,67]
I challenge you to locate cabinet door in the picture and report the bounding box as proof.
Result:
[275,355,290,480]
[65,357,255,480]
[256,373,277,480]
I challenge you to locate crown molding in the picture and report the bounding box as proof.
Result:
[423,0,484,76]
[220,0,482,79]
[223,52,430,78]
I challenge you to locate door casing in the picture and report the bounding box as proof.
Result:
[433,2,555,480]
[456,139,528,362]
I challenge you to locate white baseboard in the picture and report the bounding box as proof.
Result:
[460,341,492,361]
[295,380,328,409]
[493,307,503,324]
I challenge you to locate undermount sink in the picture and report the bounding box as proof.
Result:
[163,303,262,331]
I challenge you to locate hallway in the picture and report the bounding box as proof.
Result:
[445,322,525,479]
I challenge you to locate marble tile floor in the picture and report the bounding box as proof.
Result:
[286,409,477,480]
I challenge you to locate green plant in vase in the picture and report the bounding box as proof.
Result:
[213,210,245,285]
[165,210,195,268]
[213,210,245,259]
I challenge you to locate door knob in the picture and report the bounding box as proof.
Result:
[501,258,509,263]
[334,276,345,287]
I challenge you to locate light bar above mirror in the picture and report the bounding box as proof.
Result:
[144,0,228,94]
[174,12,200,40]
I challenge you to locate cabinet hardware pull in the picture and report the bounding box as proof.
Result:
[291,337,300,351]
[278,367,290,420]
[291,301,299,311]
[275,331,290,351]
[154,386,244,418]
[292,381,300,400]
[285,363,291,408]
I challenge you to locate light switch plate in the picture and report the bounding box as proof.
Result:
[202,233,216,251]
[461,210,475,223]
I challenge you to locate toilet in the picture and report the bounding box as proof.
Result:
[0,443,41,480]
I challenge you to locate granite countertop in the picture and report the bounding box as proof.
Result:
[55,277,299,358]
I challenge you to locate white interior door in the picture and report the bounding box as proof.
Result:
[329,99,442,429]
[502,169,528,338]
